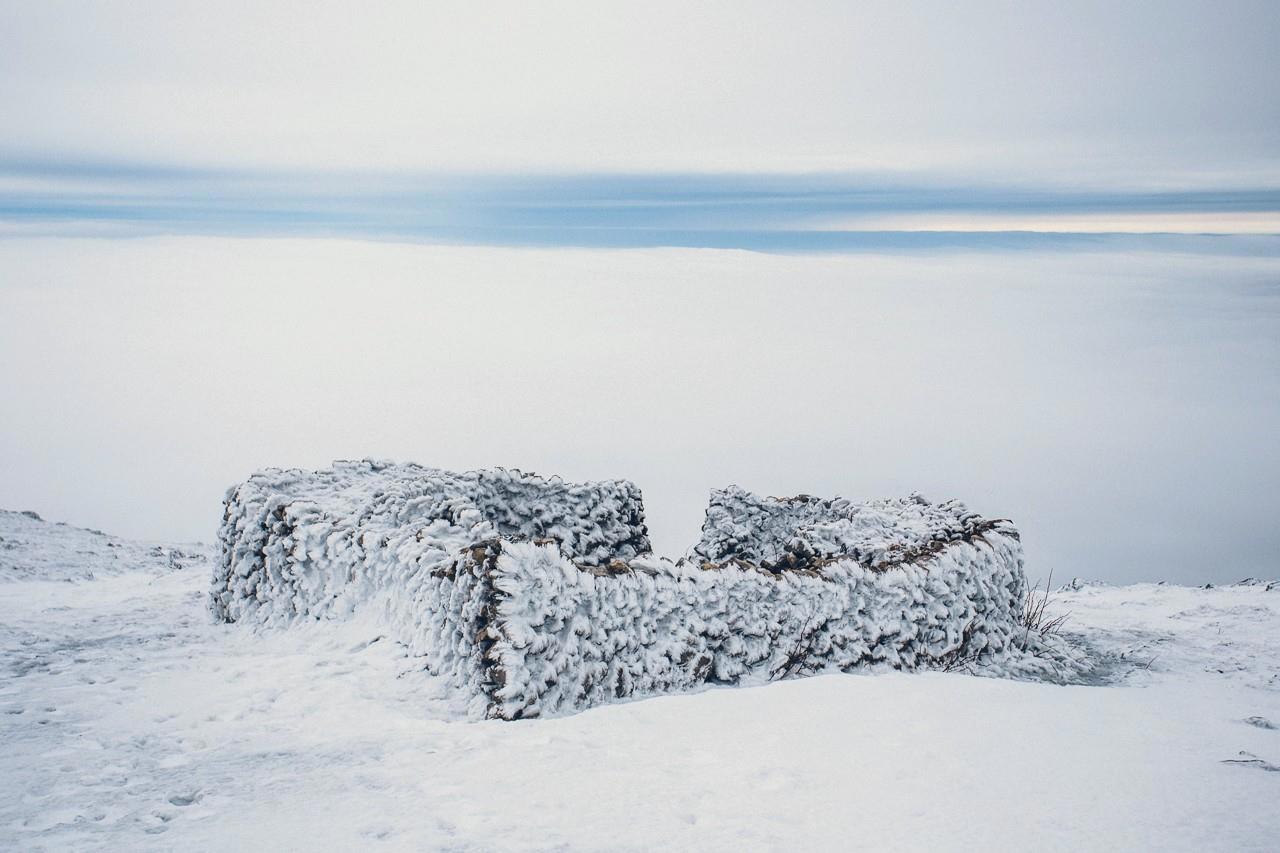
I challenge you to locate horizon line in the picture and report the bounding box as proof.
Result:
[3,159,1279,253]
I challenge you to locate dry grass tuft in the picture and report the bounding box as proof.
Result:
[1019,569,1070,650]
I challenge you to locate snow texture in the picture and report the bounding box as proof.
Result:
[0,508,205,583]
[214,462,1033,718]
[4,509,1280,851]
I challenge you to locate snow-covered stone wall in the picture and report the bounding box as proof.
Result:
[437,498,1027,719]
[692,485,1010,572]
[213,462,1030,718]
[210,460,649,626]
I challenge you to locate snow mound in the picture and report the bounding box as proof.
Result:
[0,509,206,583]
[214,462,1039,717]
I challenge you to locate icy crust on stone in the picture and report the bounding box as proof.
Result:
[437,522,1027,719]
[213,464,1036,718]
[692,485,1015,572]
[210,460,650,626]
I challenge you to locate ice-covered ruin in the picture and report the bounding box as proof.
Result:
[212,460,1030,718]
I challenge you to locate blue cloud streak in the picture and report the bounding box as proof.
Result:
[3,161,1278,253]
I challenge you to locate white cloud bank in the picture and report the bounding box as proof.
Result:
[822,211,1280,234]
[1,236,1276,585]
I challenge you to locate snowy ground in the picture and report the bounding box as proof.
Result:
[2,510,1277,852]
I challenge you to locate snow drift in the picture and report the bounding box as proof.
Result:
[213,461,1030,717]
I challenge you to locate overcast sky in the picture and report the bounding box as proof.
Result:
[1,3,1277,583]
[2,1,1278,183]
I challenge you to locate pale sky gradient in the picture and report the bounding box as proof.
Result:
[1,1,1278,182]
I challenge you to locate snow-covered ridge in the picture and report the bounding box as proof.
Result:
[211,460,1042,716]
[0,508,206,583]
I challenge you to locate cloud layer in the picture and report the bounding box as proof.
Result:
[3,164,1278,249]
[2,237,1276,585]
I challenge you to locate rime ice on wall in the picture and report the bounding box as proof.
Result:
[211,460,649,627]
[693,485,1015,571]
[214,462,1030,718]
[446,496,1027,719]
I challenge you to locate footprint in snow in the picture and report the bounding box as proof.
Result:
[168,790,202,806]
[1221,751,1280,772]
[1242,715,1275,730]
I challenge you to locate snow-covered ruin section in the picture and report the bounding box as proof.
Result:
[214,462,1031,718]
[211,460,649,627]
